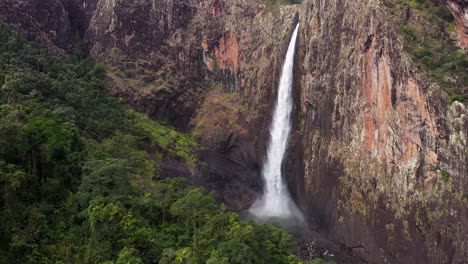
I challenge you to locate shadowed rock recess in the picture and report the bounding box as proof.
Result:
[1,0,466,263]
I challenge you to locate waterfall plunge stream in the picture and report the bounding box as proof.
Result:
[249,23,303,222]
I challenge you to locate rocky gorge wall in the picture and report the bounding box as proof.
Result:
[1,0,466,263]
[0,0,300,209]
[295,0,467,262]
[442,0,467,49]
[0,0,78,55]
[80,0,302,210]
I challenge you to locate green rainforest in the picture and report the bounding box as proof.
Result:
[0,23,300,264]
[0,0,466,262]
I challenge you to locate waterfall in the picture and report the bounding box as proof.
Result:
[250,23,303,221]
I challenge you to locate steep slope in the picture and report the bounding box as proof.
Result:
[0,0,78,55]
[80,0,300,209]
[0,0,301,209]
[1,0,466,263]
[443,0,467,49]
[295,0,467,262]
[0,23,300,263]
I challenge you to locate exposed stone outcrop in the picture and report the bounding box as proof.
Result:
[0,0,78,55]
[0,0,466,262]
[82,0,297,129]
[295,0,467,262]
[0,0,299,209]
[81,0,299,210]
[443,0,467,49]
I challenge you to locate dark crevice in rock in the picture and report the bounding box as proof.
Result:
[363,34,374,52]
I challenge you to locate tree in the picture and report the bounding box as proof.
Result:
[116,247,143,264]
[170,189,217,244]
[0,22,299,264]
[77,159,133,206]
[0,161,31,232]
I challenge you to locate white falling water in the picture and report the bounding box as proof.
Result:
[250,23,303,221]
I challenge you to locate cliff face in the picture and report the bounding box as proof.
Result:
[1,0,466,263]
[0,0,300,209]
[80,0,300,209]
[444,0,467,49]
[0,0,78,55]
[296,0,467,262]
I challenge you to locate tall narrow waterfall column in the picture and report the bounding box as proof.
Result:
[250,23,303,221]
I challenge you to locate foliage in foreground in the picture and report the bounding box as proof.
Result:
[0,23,297,263]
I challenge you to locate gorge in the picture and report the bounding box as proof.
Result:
[0,0,467,263]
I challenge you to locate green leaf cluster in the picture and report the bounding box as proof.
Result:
[0,22,297,263]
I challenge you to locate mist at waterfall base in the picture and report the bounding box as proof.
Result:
[245,23,305,230]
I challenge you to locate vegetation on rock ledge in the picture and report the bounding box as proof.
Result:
[386,0,467,103]
[0,23,302,263]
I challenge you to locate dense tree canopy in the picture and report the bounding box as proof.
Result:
[0,23,300,263]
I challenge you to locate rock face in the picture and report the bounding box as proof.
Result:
[0,0,78,55]
[443,0,467,49]
[0,0,300,209]
[295,0,467,262]
[1,0,467,263]
[82,0,301,210]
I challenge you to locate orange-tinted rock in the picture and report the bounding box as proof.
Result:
[212,32,240,73]
[2,0,466,262]
[446,0,468,49]
[297,0,467,262]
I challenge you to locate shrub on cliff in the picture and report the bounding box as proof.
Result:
[390,0,467,103]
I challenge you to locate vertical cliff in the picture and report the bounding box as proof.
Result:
[443,0,467,49]
[0,0,466,262]
[0,0,78,55]
[0,0,299,209]
[295,0,467,262]
[79,0,300,209]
